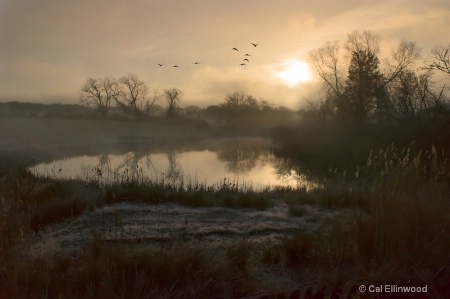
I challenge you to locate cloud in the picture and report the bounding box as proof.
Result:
[180,64,316,108]
[308,1,450,46]
[1,0,449,106]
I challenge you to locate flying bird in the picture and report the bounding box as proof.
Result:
[251,43,259,47]
[243,58,249,62]
[193,62,200,64]
[240,63,246,66]
[244,54,251,56]
[232,47,238,51]
[173,65,179,67]
[158,63,163,67]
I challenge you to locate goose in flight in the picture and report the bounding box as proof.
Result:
[193,62,200,64]
[240,63,246,66]
[158,63,163,67]
[173,65,179,67]
[243,58,249,62]
[244,54,251,56]
[251,43,259,47]
[232,47,238,51]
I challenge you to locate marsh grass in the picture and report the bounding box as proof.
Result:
[282,232,316,268]
[0,234,238,298]
[103,177,273,210]
[275,144,449,286]
[261,243,281,266]
[319,143,450,269]
[226,238,253,273]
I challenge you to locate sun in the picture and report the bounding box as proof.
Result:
[276,60,312,86]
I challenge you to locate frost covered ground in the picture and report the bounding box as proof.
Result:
[26,201,331,260]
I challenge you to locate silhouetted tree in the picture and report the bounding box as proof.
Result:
[309,31,420,123]
[80,77,120,116]
[384,40,420,85]
[148,104,165,117]
[343,49,385,122]
[388,70,428,123]
[345,30,380,57]
[309,41,345,107]
[183,105,201,118]
[164,88,182,117]
[116,73,155,118]
[300,97,335,123]
[221,91,260,112]
[259,99,273,111]
[424,43,450,78]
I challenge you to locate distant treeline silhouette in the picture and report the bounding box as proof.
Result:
[0,101,91,118]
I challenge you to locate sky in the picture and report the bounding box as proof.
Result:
[1,0,449,109]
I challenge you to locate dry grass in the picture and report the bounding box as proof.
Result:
[306,144,450,270]
[1,234,237,298]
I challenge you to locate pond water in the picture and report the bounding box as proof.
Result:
[30,138,312,189]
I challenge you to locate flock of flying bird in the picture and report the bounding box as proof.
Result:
[157,42,259,68]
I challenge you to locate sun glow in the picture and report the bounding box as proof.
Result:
[276,60,312,86]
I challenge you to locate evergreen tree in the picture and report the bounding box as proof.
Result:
[342,50,385,122]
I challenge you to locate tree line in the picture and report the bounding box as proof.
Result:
[271,31,449,171]
[80,73,182,118]
[79,73,298,134]
[305,30,449,126]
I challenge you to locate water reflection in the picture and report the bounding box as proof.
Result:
[216,139,271,173]
[165,151,183,183]
[271,156,319,189]
[30,139,315,189]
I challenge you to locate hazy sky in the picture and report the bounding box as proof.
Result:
[1,0,449,108]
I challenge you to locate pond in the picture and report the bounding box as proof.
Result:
[29,138,314,190]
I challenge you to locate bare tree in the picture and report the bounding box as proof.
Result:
[184,105,201,118]
[309,41,344,100]
[80,77,120,116]
[146,89,162,116]
[345,30,381,56]
[389,69,448,123]
[148,104,164,117]
[309,30,420,123]
[164,88,182,117]
[300,97,335,123]
[221,91,260,111]
[116,73,151,118]
[384,40,420,85]
[424,43,450,78]
[309,31,383,121]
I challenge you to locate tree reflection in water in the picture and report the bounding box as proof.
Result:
[112,150,156,182]
[216,139,271,173]
[164,151,183,184]
[271,156,320,190]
